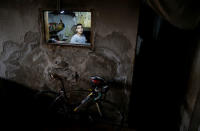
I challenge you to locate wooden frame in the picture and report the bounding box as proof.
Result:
[40,8,95,50]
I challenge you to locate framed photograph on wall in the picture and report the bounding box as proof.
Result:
[41,9,94,49]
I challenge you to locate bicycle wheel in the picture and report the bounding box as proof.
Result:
[35,90,68,117]
[67,90,96,122]
[95,100,124,125]
[34,90,58,109]
[68,89,91,105]
[68,89,122,124]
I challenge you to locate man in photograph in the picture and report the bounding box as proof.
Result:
[70,23,87,44]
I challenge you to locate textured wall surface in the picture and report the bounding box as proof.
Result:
[0,0,139,123]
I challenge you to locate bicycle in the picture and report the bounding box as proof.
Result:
[35,73,124,126]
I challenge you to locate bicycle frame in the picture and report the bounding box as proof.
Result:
[47,73,122,123]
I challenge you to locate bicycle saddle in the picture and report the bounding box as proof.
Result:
[90,76,106,86]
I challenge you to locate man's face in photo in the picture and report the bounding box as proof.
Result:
[76,25,83,35]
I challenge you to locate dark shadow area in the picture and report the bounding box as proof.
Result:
[83,30,91,43]
[0,77,129,130]
[128,2,199,131]
[0,77,96,128]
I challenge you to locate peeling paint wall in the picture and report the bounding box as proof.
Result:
[0,0,139,123]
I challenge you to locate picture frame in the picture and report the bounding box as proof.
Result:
[40,9,94,49]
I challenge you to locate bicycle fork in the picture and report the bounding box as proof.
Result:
[73,93,103,117]
[95,102,102,117]
[73,92,93,112]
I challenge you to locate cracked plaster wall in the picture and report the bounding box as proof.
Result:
[0,0,139,123]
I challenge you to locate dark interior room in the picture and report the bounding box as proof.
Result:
[0,0,199,130]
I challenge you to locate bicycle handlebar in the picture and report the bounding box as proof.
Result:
[49,73,63,80]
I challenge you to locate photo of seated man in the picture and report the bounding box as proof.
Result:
[70,24,87,44]
[44,11,92,46]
